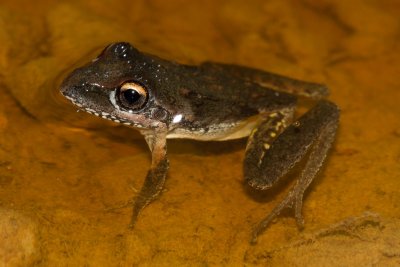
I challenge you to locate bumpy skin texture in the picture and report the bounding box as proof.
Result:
[60,42,339,242]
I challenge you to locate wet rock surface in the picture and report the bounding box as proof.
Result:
[0,0,399,265]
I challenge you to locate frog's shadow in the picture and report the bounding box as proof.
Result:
[92,124,329,205]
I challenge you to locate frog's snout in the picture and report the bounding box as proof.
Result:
[60,66,90,98]
[59,76,74,99]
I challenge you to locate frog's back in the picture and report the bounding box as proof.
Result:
[176,62,296,118]
[164,62,296,141]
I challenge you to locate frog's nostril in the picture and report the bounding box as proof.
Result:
[60,77,75,95]
[59,83,69,95]
[60,86,74,99]
[60,80,82,99]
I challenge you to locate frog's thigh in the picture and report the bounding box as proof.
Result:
[244,100,339,242]
[244,100,338,188]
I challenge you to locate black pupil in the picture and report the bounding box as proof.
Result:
[123,89,141,105]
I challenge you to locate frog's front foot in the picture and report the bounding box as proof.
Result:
[245,100,339,244]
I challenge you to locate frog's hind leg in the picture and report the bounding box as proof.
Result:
[201,62,329,100]
[251,70,329,100]
[244,100,339,243]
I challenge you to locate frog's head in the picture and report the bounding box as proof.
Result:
[60,42,171,129]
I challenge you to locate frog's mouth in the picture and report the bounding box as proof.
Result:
[60,83,156,129]
[61,84,135,126]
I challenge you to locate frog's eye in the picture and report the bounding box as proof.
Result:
[117,81,148,110]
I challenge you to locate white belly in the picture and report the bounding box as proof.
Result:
[166,115,260,141]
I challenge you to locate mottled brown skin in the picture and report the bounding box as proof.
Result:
[60,42,339,243]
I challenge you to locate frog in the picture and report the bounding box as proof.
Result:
[60,42,339,243]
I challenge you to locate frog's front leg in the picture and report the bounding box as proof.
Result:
[129,129,169,228]
[245,100,339,243]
